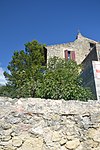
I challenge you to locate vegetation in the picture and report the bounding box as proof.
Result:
[2,40,46,98]
[35,57,93,101]
[0,40,93,101]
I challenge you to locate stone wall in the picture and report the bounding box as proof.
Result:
[96,43,100,61]
[92,61,100,101]
[0,97,100,150]
[80,46,98,99]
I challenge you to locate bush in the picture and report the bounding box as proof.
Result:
[35,57,93,101]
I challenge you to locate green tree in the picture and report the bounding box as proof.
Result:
[3,40,46,98]
[35,57,93,101]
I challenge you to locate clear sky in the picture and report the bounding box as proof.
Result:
[0,0,100,84]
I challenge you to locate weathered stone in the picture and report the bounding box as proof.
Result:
[21,137,43,150]
[51,114,60,121]
[61,146,68,150]
[0,141,8,146]
[43,128,54,146]
[1,123,11,130]
[17,132,30,141]
[93,128,100,142]
[29,126,43,135]
[21,141,33,150]
[7,117,21,124]
[4,129,13,136]
[75,144,83,150]
[60,138,67,145]
[12,137,23,147]
[1,135,11,141]
[92,148,100,150]
[65,139,80,149]
[1,97,100,149]
[87,127,100,143]
[85,139,99,148]
[81,116,92,129]
[52,131,61,142]
[67,135,76,140]
[3,146,16,150]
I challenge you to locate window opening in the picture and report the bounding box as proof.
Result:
[68,51,71,59]
[90,43,95,51]
[64,50,75,61]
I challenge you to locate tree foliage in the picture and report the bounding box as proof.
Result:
[35,57,93,101]
[3,40,46,98]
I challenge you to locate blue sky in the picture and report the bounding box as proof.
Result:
[0,0,100,84]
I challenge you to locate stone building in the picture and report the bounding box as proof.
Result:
[45,33,100,100]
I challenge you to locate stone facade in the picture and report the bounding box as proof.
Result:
[1,97,100,150]
[46,33,97,64]
[81,43,100,100]
[80,46,98,99]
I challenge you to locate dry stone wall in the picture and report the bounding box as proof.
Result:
[0,97,100,150]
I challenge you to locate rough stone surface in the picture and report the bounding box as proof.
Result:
[65,139,80,149]
[12,136,23,147]
[0,97,100,149]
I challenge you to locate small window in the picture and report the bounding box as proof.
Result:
[64,50,75,61]
[68,51,71,59]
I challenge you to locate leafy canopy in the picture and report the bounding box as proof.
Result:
[3,40,46,98]
[35,56,93,101]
